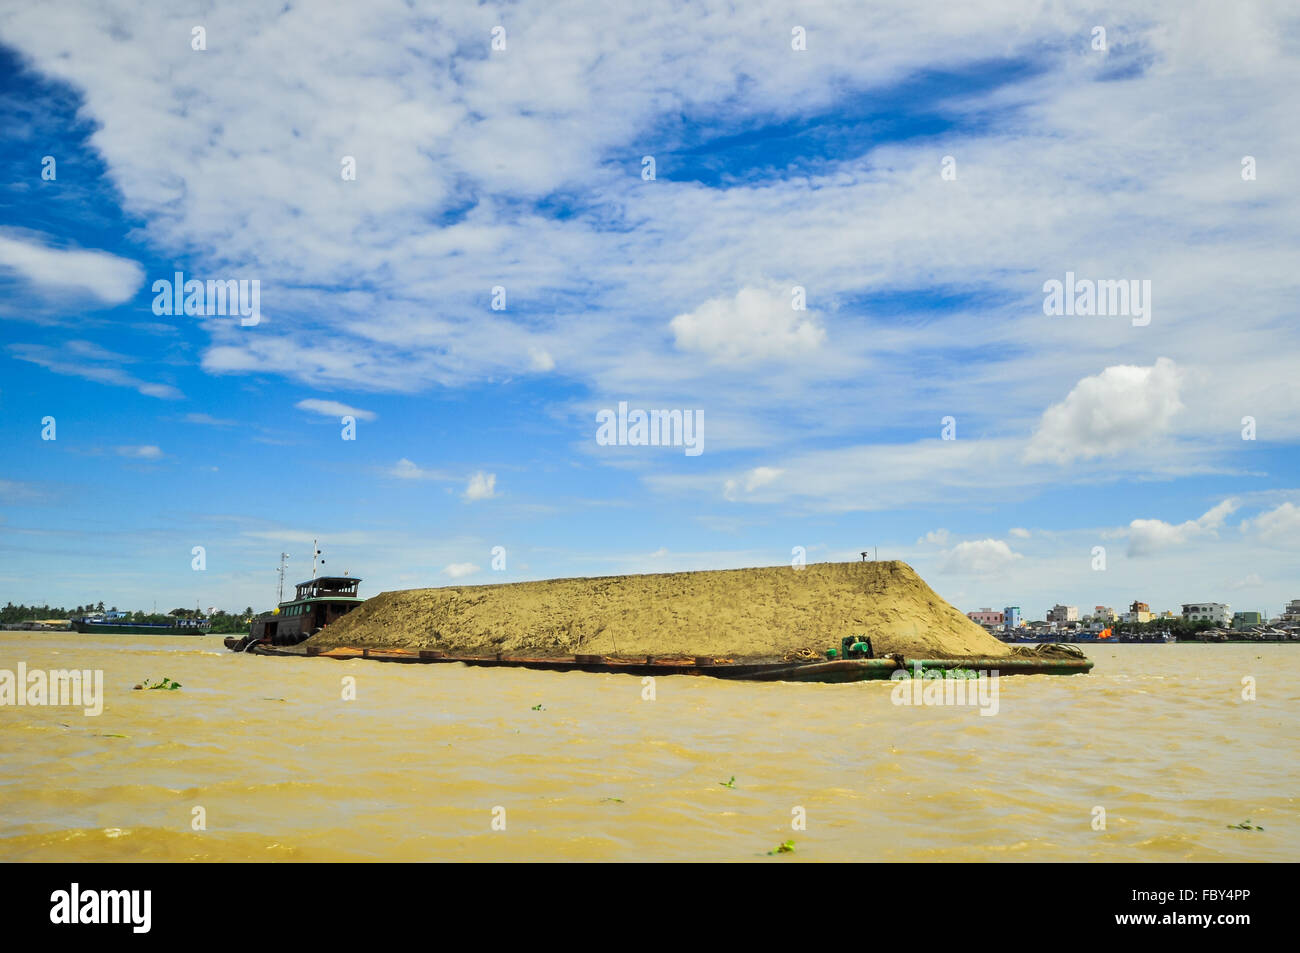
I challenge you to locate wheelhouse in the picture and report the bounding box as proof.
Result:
[249,576,364,646]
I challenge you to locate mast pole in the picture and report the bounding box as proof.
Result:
[277,552,290,603]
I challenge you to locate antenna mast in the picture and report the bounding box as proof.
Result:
[277,552,290,603]
[312,539,322,580]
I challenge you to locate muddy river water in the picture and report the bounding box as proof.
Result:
[1,634,1294,861]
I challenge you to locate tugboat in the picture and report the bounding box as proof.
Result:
[227,542,364,652]
[227,576,364,652]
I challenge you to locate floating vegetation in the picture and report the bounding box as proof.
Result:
[531,704,544,711]
[1227,819,1264,831]
[133,677,182,691]
[768,840,795,855]
[601,797,624,803]
[719,776,736,788]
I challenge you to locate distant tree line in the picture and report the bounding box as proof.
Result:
[2,603,257,634]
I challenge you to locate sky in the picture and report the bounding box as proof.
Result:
[1,1,1298,620]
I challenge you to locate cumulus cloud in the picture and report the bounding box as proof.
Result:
[940,538,1022,574]
[1009,527,1031,539]
[918,529,950,545]
[1024,358,1184,465]
[670,286,825,365]
[1127,498,1240,556]
[464,471,497,501]
[1243,502,1300,547]
[441,562,480,579]
[0,231,144,304]
[296,398,377,421]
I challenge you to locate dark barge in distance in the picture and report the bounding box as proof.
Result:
[74,616,210,636]
[228,576,363,652]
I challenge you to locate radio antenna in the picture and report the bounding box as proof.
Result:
[277,552,291,603]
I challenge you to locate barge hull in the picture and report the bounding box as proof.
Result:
[227,639,1093,681]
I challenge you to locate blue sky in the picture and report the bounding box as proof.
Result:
[2,2,1298,620]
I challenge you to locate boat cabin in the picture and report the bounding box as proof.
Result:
[249,576,364,646]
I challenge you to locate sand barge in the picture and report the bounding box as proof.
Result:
[305,560,1014,661]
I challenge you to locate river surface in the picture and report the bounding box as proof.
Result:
[1,634,1295,861]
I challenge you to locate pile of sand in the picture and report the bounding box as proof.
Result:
[307,560,1012,660]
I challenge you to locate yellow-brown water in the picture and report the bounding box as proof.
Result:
[2,633,1295,861]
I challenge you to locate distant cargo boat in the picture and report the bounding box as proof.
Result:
[229,576,364,652]
[73,617,211,635]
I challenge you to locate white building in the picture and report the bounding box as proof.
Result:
[1181,603,1231,626]
[1284,599,1300,621]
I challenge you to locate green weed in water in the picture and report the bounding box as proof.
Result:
[134,677,181,691]
[531,704,544,711]
[768,840,795,855]
[720,776,736,788]
[1227,819,1264,831]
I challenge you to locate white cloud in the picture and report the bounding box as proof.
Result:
[1244,502,1300,548]
[1009,527,1031,539]
[528,347,555,372]
[2,0,1298,541]
[722,466,784,501]
[388,458,448,481]
[185,413,237,427]
[940,539,1022,575]
[441,562,480,579]
[463,471,497,501]
[116,445,162,459]
[295,398,377,421]
[1024,358,1184,465]
[670,286,825,365]
[918,529,950,545]
[9,341,183,399]
[0,231,143,304]
[1127,498,1240,556]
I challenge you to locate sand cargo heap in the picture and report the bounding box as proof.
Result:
[307,560,1015,661]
